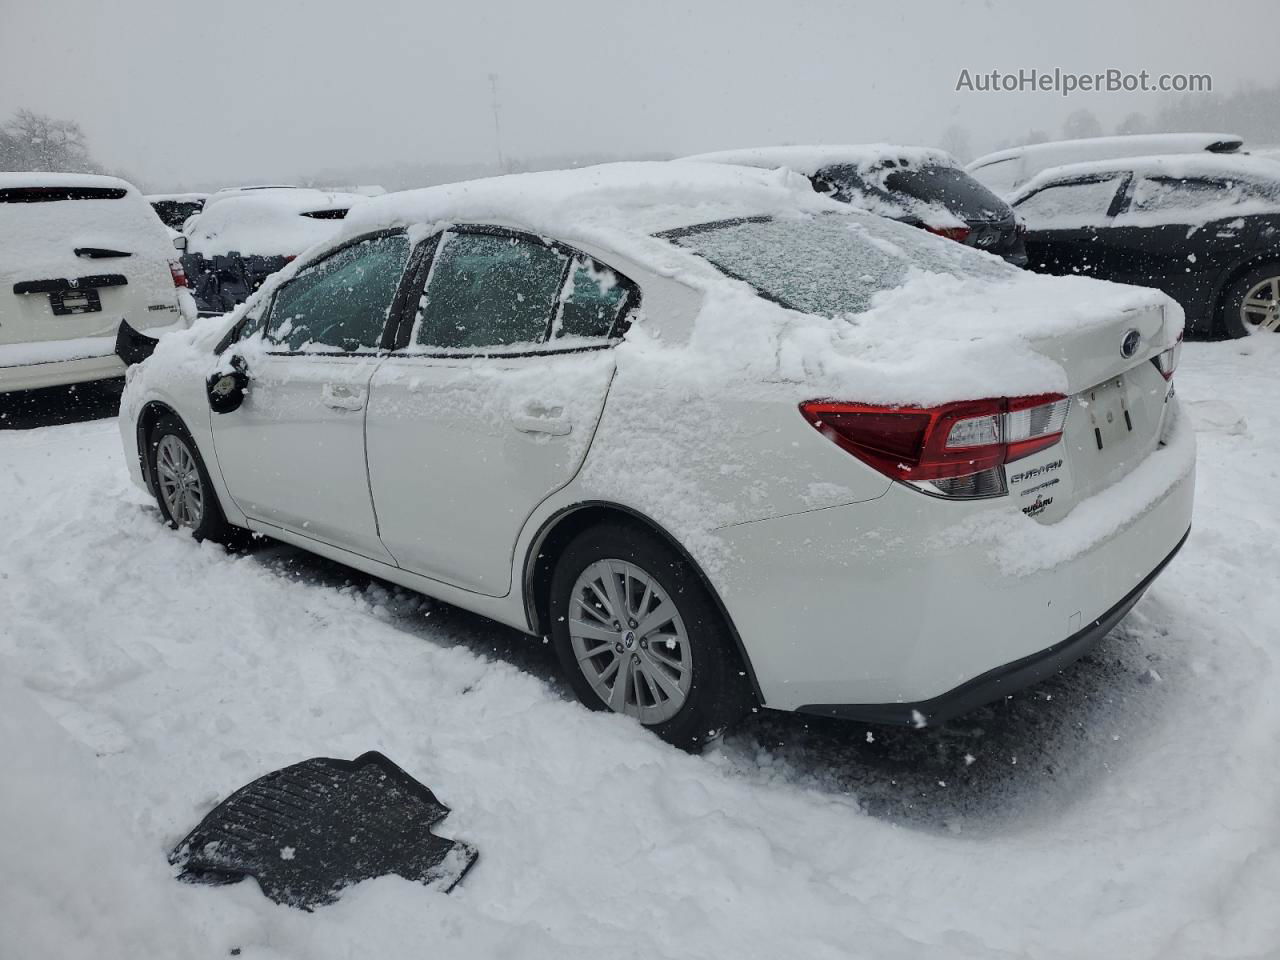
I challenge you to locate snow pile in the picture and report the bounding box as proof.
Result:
[186,189,367,258]
[0,674,208,959]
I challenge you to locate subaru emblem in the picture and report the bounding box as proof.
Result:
[1121,329,1141,359]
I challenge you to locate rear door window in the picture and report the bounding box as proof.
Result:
[1013,177,1125,229]
[413,231,567,350]
[882,166,1009,222]
[265,232,409,352]
[552,256,633,340]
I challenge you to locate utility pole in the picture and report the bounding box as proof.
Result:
[488,73,506,173]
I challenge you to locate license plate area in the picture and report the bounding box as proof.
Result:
[50,288,102,315]
[1079,376,1133,451]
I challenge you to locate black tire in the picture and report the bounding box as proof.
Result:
[1216,261,1280,339]
[549,520,753,750]
[146,413,242,546]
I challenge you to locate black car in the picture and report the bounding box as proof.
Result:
[1010,154,1280,338]
[684,145,1028,266]
[146,193,207,230]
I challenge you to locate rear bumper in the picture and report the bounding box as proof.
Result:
[711,408,1196,715]
[797,526,1188,726]
[0,350,124,394]
[0,317,188,394]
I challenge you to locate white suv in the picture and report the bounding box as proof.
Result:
[0,173,192,394]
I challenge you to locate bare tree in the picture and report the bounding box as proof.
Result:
[938,124,973,163]
[1062,109,1103,141]
[1115,112,1151,136]
[0,109,100,173]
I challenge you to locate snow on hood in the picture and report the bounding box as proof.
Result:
[186,189,367,258]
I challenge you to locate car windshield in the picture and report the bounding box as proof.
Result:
[882,166,1010,221]
[661,212,1014,318]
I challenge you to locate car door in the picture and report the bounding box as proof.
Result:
[209,230,412,563]
[1013,175,1128,278]
[1102,176,1257,318]
[365,226,635,596]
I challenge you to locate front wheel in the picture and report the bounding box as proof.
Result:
[549,521,752,750]
[147,414,241,545]
[1217,262,1280,338]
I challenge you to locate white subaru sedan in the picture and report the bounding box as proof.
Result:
[118,162,1194,747]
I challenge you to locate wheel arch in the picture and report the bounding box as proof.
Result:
[521,501,764,706]
[135,400,183,497]
[1210,250,1280,334]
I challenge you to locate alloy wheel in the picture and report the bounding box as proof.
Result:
[1241,276,1280,334]
[156,434,205,528]
[568,559,692,723]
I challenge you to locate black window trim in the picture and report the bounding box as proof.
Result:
[385,223,640,359]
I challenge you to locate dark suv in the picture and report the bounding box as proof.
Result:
[684,145,1027,266]
[1010,154,1280,338]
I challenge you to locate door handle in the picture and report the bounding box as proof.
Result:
[512,414,571,436]
[322,382,365,411]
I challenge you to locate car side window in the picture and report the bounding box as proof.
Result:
[552,256,634,340]
[1130,177,1242,216]
[1013,177,1123,229]
[413,231,568,350]
[265,232,409,353]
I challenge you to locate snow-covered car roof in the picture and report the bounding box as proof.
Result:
[185,160,1179,412]
[145,192,208,203]
[186,188,368,258]
[0,172,141,195]
[1012,152,1280,202]
[339,161,838,251]
[681,144,958,178]
[968,133,1243,173]
[678,146,984,228]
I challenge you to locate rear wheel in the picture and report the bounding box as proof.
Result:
[549,521,752,749]
[147,414,241,545]
[1217,262,1280,338]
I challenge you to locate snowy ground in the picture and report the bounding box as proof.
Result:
[2,340,1277,959]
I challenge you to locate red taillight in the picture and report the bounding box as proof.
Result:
[799,394,1070,496]
[1153,333,1182,381]
[169,260,187,288]
[924,225,971,244]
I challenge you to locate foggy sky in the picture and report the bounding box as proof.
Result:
[2,0,1276,192]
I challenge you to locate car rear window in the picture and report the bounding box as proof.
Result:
[661,213,1013,318]
[881,166,1009,221]
[0,186,128,203]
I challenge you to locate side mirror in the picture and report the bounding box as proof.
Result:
[207,355,249,414]
[174,234,188,252]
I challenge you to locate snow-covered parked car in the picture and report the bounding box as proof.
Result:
[967,132,1245,197]
[146,192,207,231]
[181,188,365,315]
[1009,153,1280,338]
[118,162,1194,747]
[684,145,1028,265]
[0,173,192,394]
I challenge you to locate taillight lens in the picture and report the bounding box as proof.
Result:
[925,225,971,244]
[1152,333,1182,381]
[169,260,187,288]
[800,394,1070,499]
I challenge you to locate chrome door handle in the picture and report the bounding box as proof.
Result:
[321,383,365,411]
[512,415,571,436]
